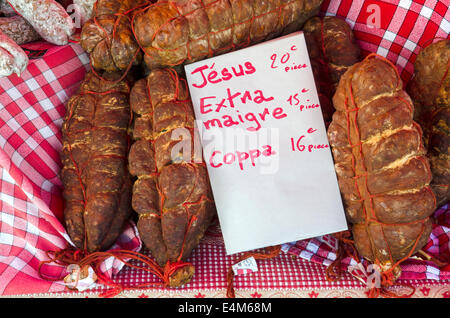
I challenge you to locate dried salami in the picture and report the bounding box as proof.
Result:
[328,55,435,278]
[61,72,133,252]
[0,30,28,76]
[133,0,324,69]
[303,16,360,125]
[0,15,40,44]
[80,0,146,72]
[8,0,75,45]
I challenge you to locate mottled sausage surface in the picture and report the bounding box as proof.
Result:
[0,15,40,44]
[133,0,324,69]
[303,16,360,125]
[328,55,435,274]
[80,0,145,72]
[8,0,75,45]
[0,30,28,76]
[408,39,449,208]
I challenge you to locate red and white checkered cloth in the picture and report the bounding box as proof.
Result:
[0,43,142,295]
[0,0,449,296]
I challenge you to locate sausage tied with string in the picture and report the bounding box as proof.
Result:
[408,39,450,208]
[327,55,436,279]
[132,0,324,69]
[61,72,133,253]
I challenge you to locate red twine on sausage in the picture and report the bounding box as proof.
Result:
[38,247,193,298]
[38,70,197,298]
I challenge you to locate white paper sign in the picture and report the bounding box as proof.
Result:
[232,257,258,276]
[185,32,347,255]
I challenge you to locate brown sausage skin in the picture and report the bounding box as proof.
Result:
[133,0,324,69]
[303,16,360,125]
[328,55,435,273]
[80,0,145,72]
[408,40,450,208]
